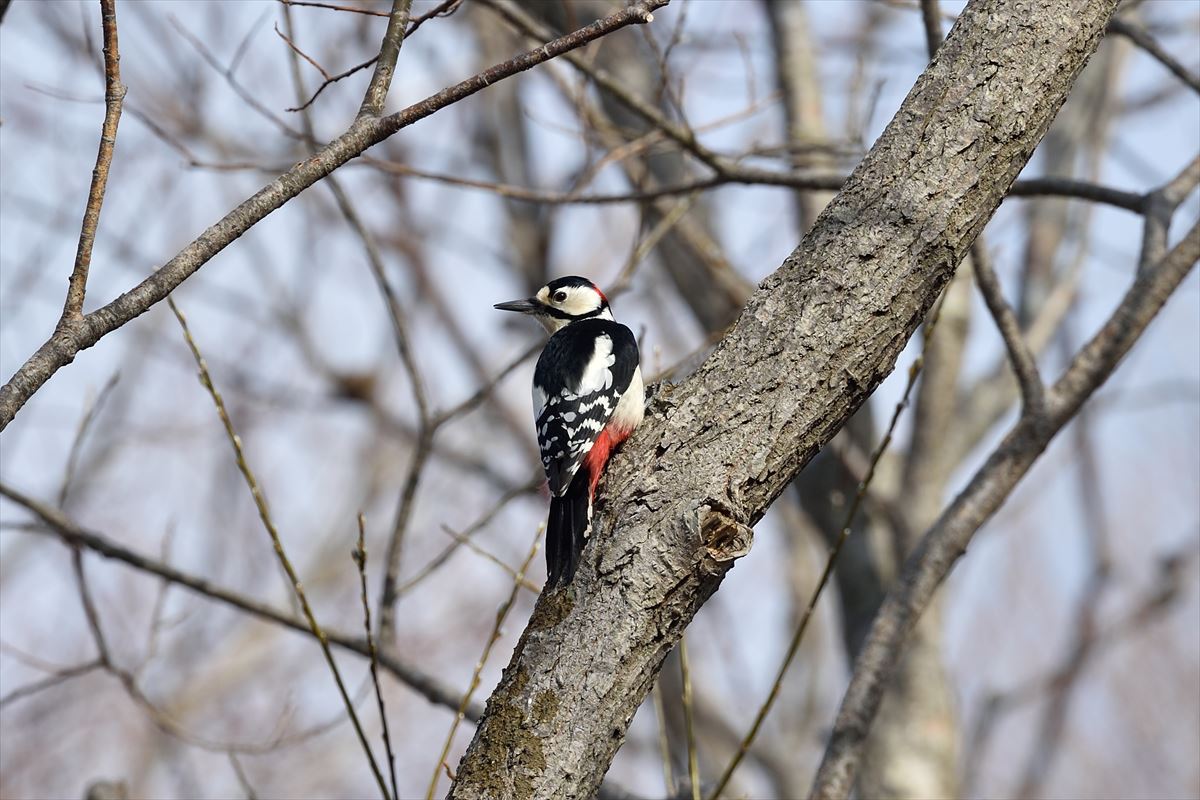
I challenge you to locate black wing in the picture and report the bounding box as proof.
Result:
[533,319,639,496]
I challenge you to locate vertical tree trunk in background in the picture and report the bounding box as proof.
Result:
[858,268,972,800]
[449,1,1118,797]
[766,0,839,234]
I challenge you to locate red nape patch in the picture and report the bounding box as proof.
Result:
[583,424,632,499]
[595,285,609,304]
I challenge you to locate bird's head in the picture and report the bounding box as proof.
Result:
[494,276,613,333]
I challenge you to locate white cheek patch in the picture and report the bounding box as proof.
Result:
[561,287,600,317]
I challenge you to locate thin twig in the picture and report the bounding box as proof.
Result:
[281,0,459,112]
[280,0,389,17]
[133,526,176,679]
[396,476,541,595]
[167,13,304,140]
[288,55,378,112]
[651,681,676,797]
[57,371,120,506]
[355,514,399,800]
[610,192,700,295]
[285,13,435,634]
[71,547,111,664]
[680,636,701,800]
[228,752,259,800]
[429,526,543,799]
[0,482,482,720]
[167,298,390,800]
[971,241,1046,417]
[406,0,462,37]
[364,156,1147,212]
[0,658,103,709]
[439,526,541,593]
[324,176,432,648]
[432,342,541,427]
[62,0,125,321]
[273,21,330,80]
[482,0,722,174]
[1107,17,1200,94]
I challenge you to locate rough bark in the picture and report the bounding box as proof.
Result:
[448,0,1118,797]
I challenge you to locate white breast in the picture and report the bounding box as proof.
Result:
[612,366,645,431]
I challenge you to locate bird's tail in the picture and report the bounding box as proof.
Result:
[546,472,591,587]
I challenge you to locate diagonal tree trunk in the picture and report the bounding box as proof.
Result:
[449,0,1119,797]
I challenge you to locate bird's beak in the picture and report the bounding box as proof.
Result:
[493,298,541,314]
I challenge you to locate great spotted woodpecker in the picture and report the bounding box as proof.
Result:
[495,276,644,586]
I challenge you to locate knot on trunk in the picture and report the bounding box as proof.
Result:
[689,501,753,568]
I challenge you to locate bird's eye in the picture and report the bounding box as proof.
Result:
[553,291,567,302]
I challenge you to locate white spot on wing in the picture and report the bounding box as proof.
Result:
[576,335,615,395]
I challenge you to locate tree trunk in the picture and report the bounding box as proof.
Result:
[449,0,1118,797]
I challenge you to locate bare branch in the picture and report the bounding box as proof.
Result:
[354,515,399,800]
[970,241,1047,417]
[273,21,331,80]
[57,371,120,506]
[0,658,103,710]
[288,54,378,113]
[0,482,482,720]
[406,0,463,38]
[810,223,1199,800]
[365,155,1147,212]
[0,0,670,431]
[279,0,389,18]
[1108,17,1200,94]
[1138,154,1200,273]
[62,0,126,321]
[167,298,390,799]
[439,526,542,593]
[283,0,462,114]
[359,0,413,118]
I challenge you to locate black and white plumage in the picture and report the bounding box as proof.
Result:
[495,276,644,586]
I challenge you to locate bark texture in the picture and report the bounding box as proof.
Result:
[449,1,1117,797]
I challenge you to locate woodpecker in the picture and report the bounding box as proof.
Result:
[495,276,644,587]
